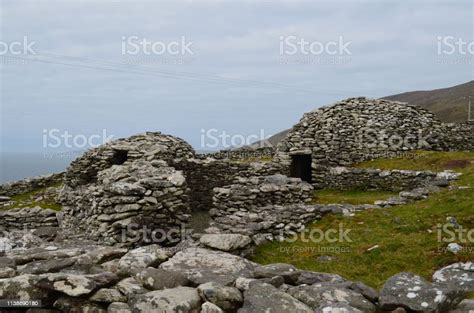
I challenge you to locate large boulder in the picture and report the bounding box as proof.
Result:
[117,244,172,275]
[197,281,243,312]
[200,234,252,251]
[159,248,255,285]
[433,262,474,292]
[129,286,201,312]
[239,282,313,313]
[379,272,467,312]
[135,267,190,290]
[0,274,49,301]
[287,284,376,312]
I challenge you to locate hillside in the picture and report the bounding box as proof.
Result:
[383,80,473,123]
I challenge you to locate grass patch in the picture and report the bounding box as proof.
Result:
[313,189,398,205]
[355,150,474,172]
[253,151,474,289]
[2,182,63,211]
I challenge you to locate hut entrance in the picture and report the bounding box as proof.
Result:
[290,154,312,183]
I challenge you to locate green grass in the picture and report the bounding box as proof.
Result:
[253,151,474,289]
[355,150,474,172]
[313,189,398,205]
[2,182,63,211]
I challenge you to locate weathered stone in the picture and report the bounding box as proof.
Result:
[19,257,76,274]
[197,281,243,311]
[159,248,255,285]
[254,263,300,284]
[116,277,148,296]
[433,262,474,292]
[240,282,313,313]
[295,270,346,285]
[287,284,376,312]
[53,297,106,313]
[107,302,132,313]
[76,246,128,265]
[129,286,201,312]
[0,267,16,278]
[314,302,363,313]
[0,274,49,300]
[90,288,127,303]
[379,272,466,312]
[201,302,224,313]
[36,273,98,297]
[135,267,190,290]
[118,244,171,274]
[200,234,251,251]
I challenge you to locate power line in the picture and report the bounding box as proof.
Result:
[4,53,327,94]
[37,51,324,93]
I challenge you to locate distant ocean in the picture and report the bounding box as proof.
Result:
[0,152,83,183]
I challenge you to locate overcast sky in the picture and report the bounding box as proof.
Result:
[0,0,472,153]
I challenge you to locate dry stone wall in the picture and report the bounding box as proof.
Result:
[440,121,474,151]
[0,173,63,197]
[172,158,283,211]
[212,174,313,213]
[0,207,58,231]
[313,167,460,191]
[209,174,314,239]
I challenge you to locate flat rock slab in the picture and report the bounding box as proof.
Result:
[433,262,474,292]
[118,244,172,274]
[239,282,313,313]
[287,284,376,312]
[0,274,50,301]
[36,273,98,297]
[89,288,127,303]
[18,257,76,274]
[159,248,256,285]
[135,267,190,290]
[116,277,148,296]
[129,286,201,312]
[200,234,252,251]
[197,281,243,311]
[379,272,466,312]
[36,272,118,297]
[0,267,16,278]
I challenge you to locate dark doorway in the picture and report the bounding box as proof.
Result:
[111,150,128,165]
[290,154,312,183]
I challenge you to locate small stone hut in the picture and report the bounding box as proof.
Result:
[275,97,473,185]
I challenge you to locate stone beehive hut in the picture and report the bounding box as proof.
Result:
[59,132,196,245]
[274,97,447,183]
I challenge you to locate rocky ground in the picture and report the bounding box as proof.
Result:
[0,230,473,313]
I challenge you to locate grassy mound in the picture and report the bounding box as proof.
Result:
[253,151,474,289]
